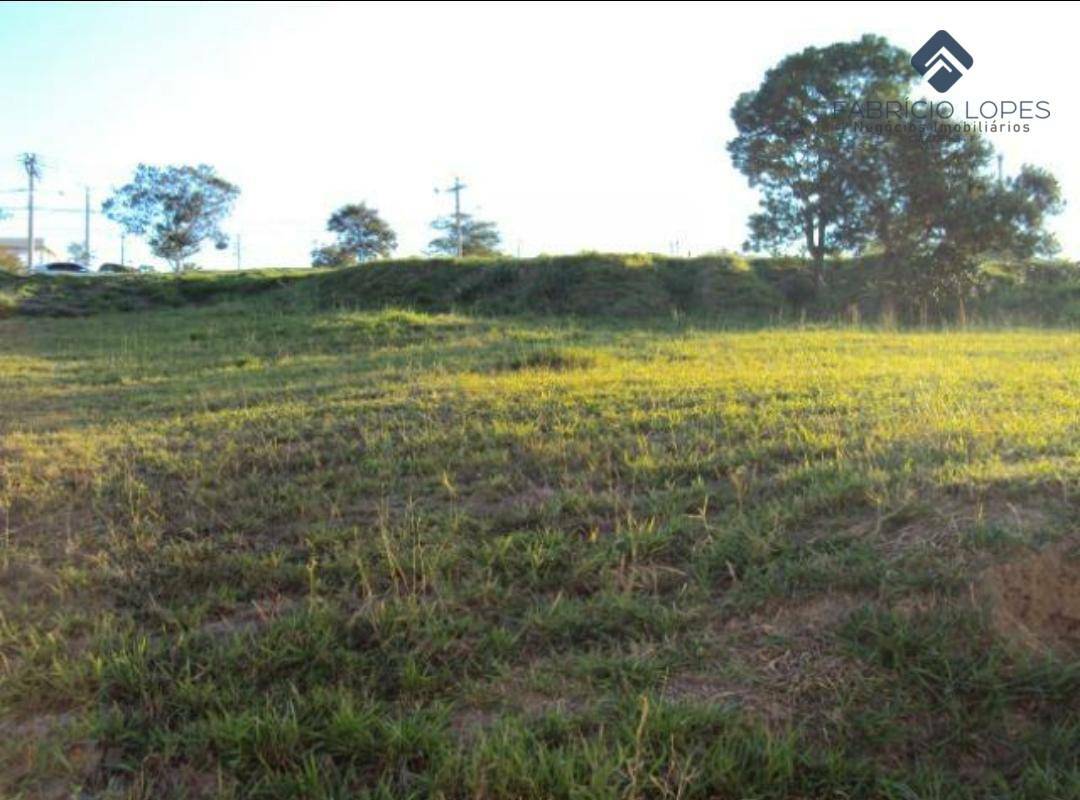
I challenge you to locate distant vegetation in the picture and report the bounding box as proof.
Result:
[1,253,1077,325]
[67,241,93,264]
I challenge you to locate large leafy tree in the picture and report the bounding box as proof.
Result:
[729,34,911,285]
[323,203,397,263]
[427,213,501,257]
[103,164,239,272]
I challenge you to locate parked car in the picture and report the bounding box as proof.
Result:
[98,262,136,274]
[32,262,93,276]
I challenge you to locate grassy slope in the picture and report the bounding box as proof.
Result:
[3,253,1078,324]
[0,255,781,321]
[0,301,1078,798]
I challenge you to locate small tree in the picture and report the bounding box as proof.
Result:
[427,213,501,257]
[931,165,1062,324]
[67,242,92,264]
[868,117,1062,323]
[322,203,397,263]
[103,164,239,272]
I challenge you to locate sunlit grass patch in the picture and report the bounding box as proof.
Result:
[0,309,1077,797]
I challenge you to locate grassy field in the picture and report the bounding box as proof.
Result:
[1,299,1078,798]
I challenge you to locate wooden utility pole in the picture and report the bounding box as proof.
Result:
[84,186,91,265]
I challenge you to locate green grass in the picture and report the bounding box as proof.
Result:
[3,253,1078,324]
[1,300,1077,798]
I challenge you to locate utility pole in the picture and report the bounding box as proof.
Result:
[437,177,467,257]
[120,232,126,266]
[21,153,40,270]
[997,154,1004,185]
[452,178,463,257]
[83,186,91,266]
[235,234,241,270]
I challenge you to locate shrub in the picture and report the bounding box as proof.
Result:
[0,249,24,275]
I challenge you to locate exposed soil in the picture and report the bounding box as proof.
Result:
[978,535,1080,655]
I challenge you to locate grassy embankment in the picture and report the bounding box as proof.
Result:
[2,252,1078,324]
[0,265,1077,797]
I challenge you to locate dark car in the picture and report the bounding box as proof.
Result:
[32,262,93,276]
[98,263,136,274]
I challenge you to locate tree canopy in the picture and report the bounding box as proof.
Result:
[427,213,501,257]
[325,203,397,262]
[851,116,1058,317]
[310,244,358,269]
[729,35,912,281]
[103,164,239,273]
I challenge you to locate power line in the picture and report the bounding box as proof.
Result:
[0,205,101,214]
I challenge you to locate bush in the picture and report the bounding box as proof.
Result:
[311,245,357,269]
[0,249,24,275]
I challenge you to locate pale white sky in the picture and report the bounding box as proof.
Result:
[1,1,1076,269]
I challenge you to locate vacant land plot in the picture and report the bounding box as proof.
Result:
[1,303,1077,798]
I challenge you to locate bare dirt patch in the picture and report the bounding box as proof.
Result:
[977,535,1080,655]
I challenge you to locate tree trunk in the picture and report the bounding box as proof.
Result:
[814,218,828,290]
[956,290,967,328]
[881,295,897,329]
[803,218,825,291]
[812,254,826,291]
